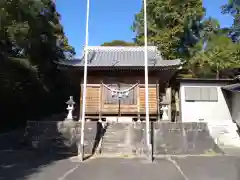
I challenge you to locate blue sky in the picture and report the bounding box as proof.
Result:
[56,0,233,57]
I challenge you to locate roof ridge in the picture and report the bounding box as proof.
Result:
[86,46,158,51]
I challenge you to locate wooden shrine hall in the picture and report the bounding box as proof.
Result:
[58,46,182,122]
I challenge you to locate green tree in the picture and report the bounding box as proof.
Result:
[132,0,205,60]
[101,40,136,46]
[222,0,240,42]
[0,0,75,130]
[189,35,240,79]
[200,17,221,41]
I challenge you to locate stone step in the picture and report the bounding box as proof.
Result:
[104,129,128,133]
[106,117,133,123]
[101,149,132,154]
[208,122,240,148]
[101,149,132,152]
[102,142,126,146]
[104,132,127,136]
[103,138,124,141]
[102,147,129,151]
[103,139,125,143]
[103,133,126,137]
[100,123,133,154]
[104,133,127,137]
[104,131,128,134]
[101,145,132,151]
[217,133,240,147]
[221,147,240,156]
[102,141,126,145]
[103,135,126,140]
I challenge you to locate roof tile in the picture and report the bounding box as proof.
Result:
[59,46,182,67]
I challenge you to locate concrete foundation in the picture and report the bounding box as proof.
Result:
[20,121,223,157]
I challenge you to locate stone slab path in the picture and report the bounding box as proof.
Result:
[1,151,240,180]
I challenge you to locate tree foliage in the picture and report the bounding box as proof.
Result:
[132,0,205,60]
[188,16,240,78]
[101,40,136,46]
[133,0,240,78]
[200,17,221,41]
[0,0,75,130]
[189,35,240,78]
[222,0,240,42]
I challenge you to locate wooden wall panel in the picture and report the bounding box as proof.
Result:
[140,86,157,113]
[85,86,100,113]
[81,78,159,115]
[102,104,138,114]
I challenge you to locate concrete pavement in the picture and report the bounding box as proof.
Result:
[1,151,240,180]
[171,156,240,180]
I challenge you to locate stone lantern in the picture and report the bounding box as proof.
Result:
[66,96,75,120]
[160,100,169,121]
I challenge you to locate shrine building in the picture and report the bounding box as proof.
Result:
[57,46,182,122]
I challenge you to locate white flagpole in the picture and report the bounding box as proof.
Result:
[143,0,150,152]
[79,0,90,161]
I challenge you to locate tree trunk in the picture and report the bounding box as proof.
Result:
[216,65,219,79]
[216,70,220,79]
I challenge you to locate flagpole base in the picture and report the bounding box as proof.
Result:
[147,144,153,162]
[78,144,84,162]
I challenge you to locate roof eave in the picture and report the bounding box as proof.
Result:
[221,83,240,93]
[177,78,237,83]
[57,64,181,71]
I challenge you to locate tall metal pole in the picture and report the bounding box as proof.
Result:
[79,0,90,161]
[143,0,151,153]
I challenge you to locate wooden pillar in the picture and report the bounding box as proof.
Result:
[117,82,120,123]
[175,90,180,122]
[79,83,83,120]
[166,87,172,122]
[98,84,103,122]
[137,84,141,121]
[156,80,160,121]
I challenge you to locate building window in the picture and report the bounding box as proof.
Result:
[104,84,137,105]
[184,87,218,102]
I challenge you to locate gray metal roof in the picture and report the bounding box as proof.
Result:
[222,83,240,92]
[58,46,182,68]
[177,78,236,83]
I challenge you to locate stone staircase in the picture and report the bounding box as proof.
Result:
[208,122,240,148]
[99,122,227,156]
[101,123,133,155]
